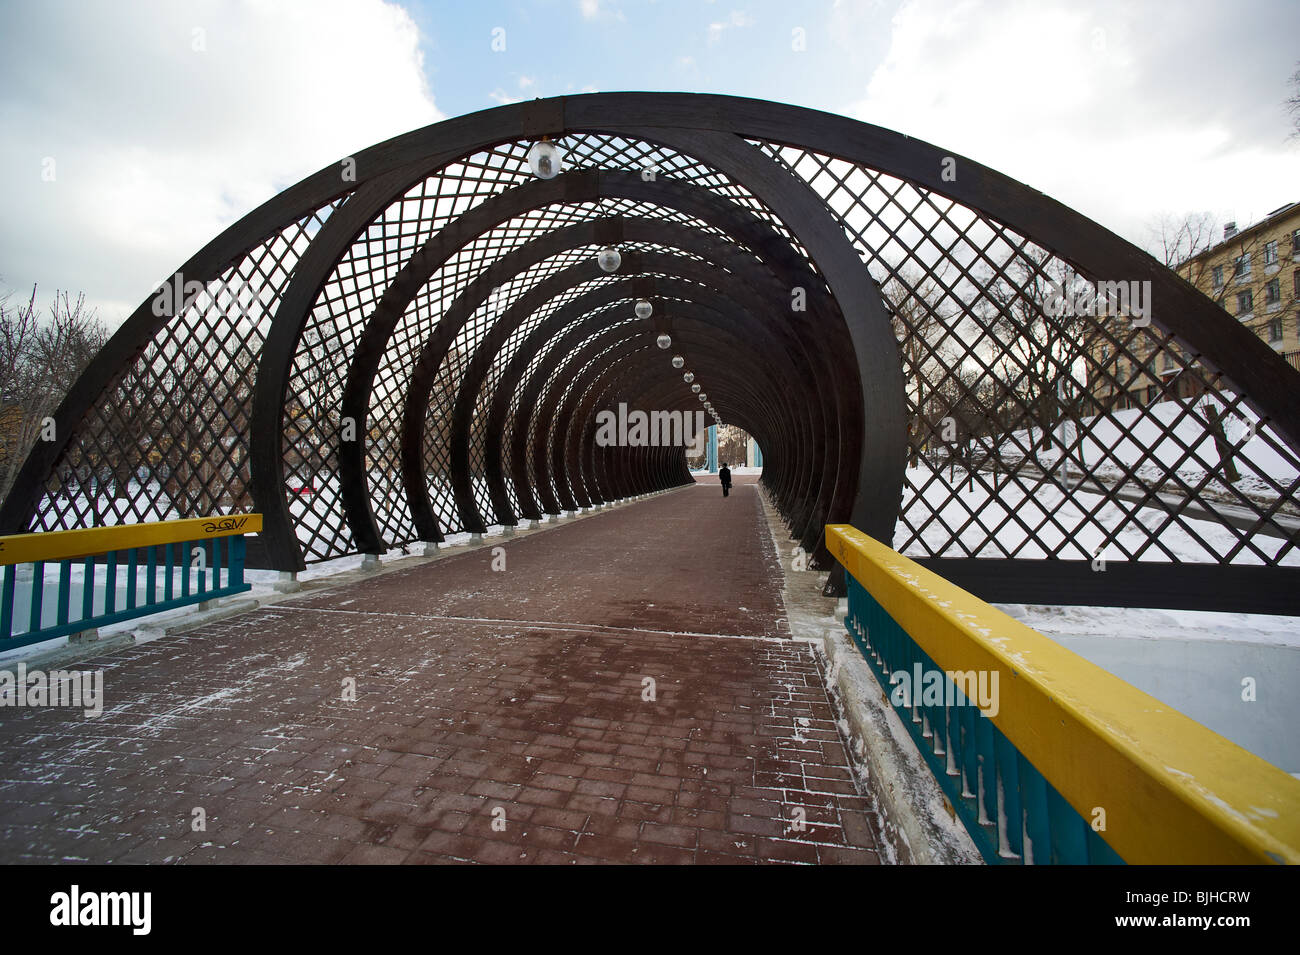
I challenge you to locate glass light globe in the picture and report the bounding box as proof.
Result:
[691,384,701,393]
[671,355,684,369]
[597,247,621,272]
[655,333,671,349]
[635,299,653,320]
[683,372,694,383]
[698,393,707,402]
[527,140,564,179]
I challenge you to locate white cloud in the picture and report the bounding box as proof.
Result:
[489,75,539,106]
[707,10,754,46]
[845,0,1300,247]
[0,0,442,326]
[578,0,625,22]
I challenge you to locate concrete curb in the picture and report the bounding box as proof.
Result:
[818,625,983,865]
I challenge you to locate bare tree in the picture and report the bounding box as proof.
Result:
[716,424,749,467]
[1287,63,1300,140]
[882,262,957,467]
[149,332,259,517]
[0,285,108,506]
[980,251,1098,465]
[1145,211,1220,270]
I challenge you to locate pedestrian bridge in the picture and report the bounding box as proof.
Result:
[1,94,1298,864]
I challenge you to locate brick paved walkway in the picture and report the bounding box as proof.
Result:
[0,480,882,864]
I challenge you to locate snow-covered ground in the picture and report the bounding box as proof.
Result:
[1002,602,1300,774]
[34,472,521,564]
[1000,603,1300,650]
[900,395,1299,562]
[1007,396,1298,493]
[897,465,1299,565]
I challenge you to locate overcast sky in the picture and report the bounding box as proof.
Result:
[2,0,1297,327]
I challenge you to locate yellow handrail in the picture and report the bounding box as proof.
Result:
[827,523,1300,865]
[0,515,262,567]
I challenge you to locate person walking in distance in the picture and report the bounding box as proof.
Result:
[719,462,732,498]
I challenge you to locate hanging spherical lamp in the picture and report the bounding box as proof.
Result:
[671,355,684,369]
[527,139,564,179]
[698,393,707,402]
[691,383,701,393]
[683,371,694,383]
[597,246,621,272]
[635,299,653,320]
[655,333,671,349]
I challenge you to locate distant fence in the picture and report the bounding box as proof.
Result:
[0,515,261,653]
[826,523,1300,864]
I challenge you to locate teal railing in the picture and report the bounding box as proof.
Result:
[0,515,261,653]
[827,524,1300,865]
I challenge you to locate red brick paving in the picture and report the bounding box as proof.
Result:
[0,482,881,864]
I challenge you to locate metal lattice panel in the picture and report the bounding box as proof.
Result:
[5,94,1297,611]
[31,201,341,532]
[757,142,1300,568]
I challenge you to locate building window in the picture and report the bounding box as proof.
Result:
[1269,317,1283,342]
[1293,229,1300,255]
[1162,351,1175,371]
[1266,278,1281,306]
[1146,385,1160,405]
[1236,290,1253,314]
[1294,269,1300,297]
[1211,265,1224,289]
[1235,253,1251,278]
[1265,240,1279,266]
[1100,344,1110,362]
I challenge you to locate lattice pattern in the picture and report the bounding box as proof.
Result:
[33,201,342,531]
[12,98,1296,600]
[283,135,773,558]
[757,142,1300,567]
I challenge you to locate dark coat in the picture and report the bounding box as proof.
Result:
[719,466,732,487]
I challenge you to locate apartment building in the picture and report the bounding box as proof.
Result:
[1091,201,1300,410]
